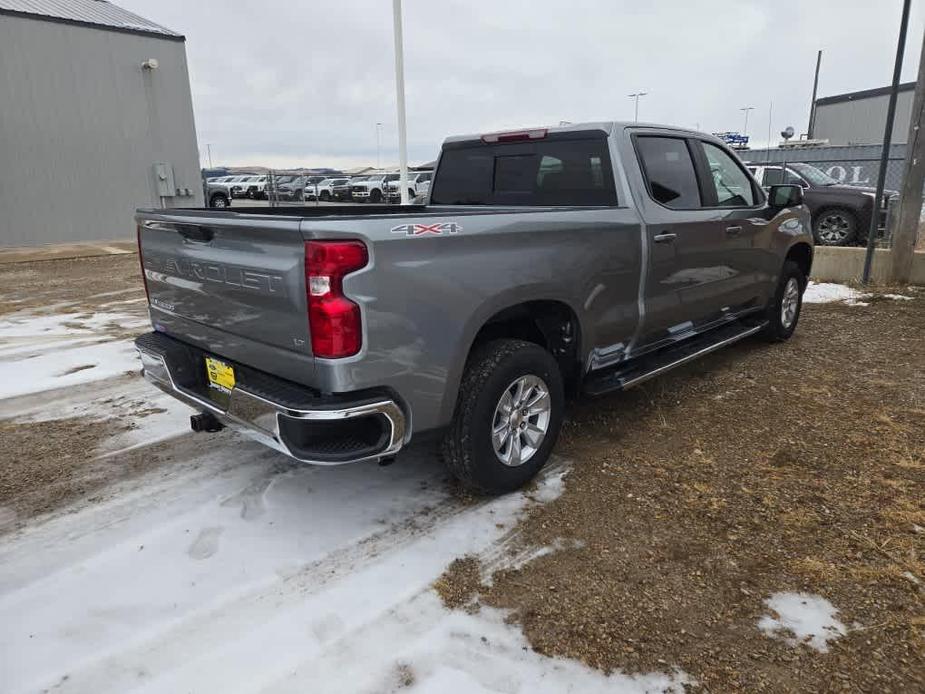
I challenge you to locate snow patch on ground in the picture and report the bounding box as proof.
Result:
[0,339,140,399]
[306,593,692,694]
[528,467,568,503]
[803,282,914,307]
[758,592,847,652]
[803,282,866,305]
[0,433,691,693]
[0,310,146,399]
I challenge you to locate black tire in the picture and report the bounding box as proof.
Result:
[369,189,382,204]
[762,260,805,342]
[441,339,564,495]
[408,188,415,200]
[320,190,331,201]
[812,208,858,246]
[209,193,228,208]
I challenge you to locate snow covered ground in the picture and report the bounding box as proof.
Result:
[0,308,691,693]
[803,281,914,306]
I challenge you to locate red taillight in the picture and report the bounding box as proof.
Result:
[136,224,150,305]
[480,128,548,143]
[305,240,368,358]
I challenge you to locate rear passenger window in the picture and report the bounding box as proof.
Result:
[634,136,701,208]
[701,142,757,207]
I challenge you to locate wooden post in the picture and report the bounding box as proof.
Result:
[889,29,925,284]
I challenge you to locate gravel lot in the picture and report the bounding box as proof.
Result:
[0,254,921,692]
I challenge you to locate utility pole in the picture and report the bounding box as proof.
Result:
[807,50,822,138]
[206,144,213,168]
[888,27,925,284]
[391,0,410,204]
[376,122,382,170]
[863,0,911,284]
[628,92,647,122]
[740,106,755,139]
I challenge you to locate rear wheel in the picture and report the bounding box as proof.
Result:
[762,260,805,342]
[813,208,857,246]
[209,193,228,208]
[442,339,564,495]
[320,190,331,201]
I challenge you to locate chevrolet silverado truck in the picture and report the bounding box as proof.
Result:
[745,161,896,246]
[135,122,812,494]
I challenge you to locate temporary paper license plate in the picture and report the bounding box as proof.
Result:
[205,356,235,391]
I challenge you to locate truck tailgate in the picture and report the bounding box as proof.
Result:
[138,214,311,359]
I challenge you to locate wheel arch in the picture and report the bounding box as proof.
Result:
[466,299,582,391]
[785,242,813,285]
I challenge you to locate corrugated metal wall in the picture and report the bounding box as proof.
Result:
[739,144,907,192]
[0,14,202,247]
[813,91,914,145]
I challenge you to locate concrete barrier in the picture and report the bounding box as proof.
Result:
[810,246,925,285]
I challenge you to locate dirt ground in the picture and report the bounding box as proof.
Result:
[0,254,143,316]
[438,294,925,692]
[0,254,154,530]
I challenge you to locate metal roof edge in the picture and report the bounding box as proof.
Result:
[0,7,186,41]
[816,82,915,107]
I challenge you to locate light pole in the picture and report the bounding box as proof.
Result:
[206,144,213,168]
[376,122,382,170]
[391,0,410,204]
[628,92,647,122]
[740,106,755,138]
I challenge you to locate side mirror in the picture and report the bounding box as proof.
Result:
[768,184,803,208]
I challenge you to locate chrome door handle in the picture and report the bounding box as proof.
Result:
[725,225,743,235]
[653,232,677,243]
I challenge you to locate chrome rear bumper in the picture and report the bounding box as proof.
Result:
[136,343,406,466]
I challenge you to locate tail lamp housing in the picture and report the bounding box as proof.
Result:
[305,240,368,358]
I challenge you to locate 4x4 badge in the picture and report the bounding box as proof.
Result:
[390,222,462,236]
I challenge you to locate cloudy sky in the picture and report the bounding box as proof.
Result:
[119,0,925,170]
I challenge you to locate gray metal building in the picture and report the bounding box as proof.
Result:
[0,0,202,247]
[812,82,915,146]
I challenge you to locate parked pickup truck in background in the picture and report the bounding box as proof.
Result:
[135,121,812,494]
[386,171,433,202]
[745,162,896,246]
[351,173,398,203]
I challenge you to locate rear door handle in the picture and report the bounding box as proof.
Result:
[725,225,743,236]
[653,232,677,244]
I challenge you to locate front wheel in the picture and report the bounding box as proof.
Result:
[369,189,382,203]
[209,193,228,208]
[442,339,564,495]
[320,190,331,201]
[762,260,805,342]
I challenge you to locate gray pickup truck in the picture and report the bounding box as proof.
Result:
[135,122,812,494]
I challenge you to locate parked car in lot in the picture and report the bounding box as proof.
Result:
[386,171,433,202]
[243,175,269,199]
[315,178,352,201]
[205,181,232,208]
[745,162,896,246]
[225,175,255,198]
[265,175,296,199]
[332,178,355,201]
[351,173,398,202]
[298,176,331,201]
[136,121,812,494]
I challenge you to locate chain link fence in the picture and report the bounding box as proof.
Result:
[741,143,920,248]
